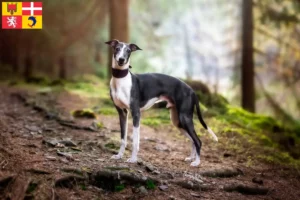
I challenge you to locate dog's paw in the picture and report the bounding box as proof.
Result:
[126,157,137,163]
[111,154,122,160]
[190,160,200,167]
[184,157,194,162]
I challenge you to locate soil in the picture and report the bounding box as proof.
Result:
[0,86,299,200]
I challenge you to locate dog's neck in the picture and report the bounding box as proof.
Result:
[111,58,130,79]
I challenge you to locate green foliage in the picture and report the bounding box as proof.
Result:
[80,184,87,191]
[145,180,156,190]
[114,184,125,192]
[255,0,300,27]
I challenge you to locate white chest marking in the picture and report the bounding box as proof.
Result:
[110,74,132,109]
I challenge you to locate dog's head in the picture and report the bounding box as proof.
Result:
[105,39,142,67]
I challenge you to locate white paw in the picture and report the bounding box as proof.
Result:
[126,157,137,163]
[184,157,194,162]
[190,160,200,167]
[111,154,122,160]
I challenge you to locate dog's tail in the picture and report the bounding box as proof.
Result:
[193,93,218,142]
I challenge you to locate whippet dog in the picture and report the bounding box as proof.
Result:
[105,39,218,166]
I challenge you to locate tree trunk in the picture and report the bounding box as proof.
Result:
[241,0,255,112]
[59,56,67,79]
[108,0,129,78]
[24,55,33,81]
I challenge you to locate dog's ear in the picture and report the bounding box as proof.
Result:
[105,39,119,48]
[129,43,142,52]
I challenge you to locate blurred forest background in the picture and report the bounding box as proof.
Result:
[0,0,300,123]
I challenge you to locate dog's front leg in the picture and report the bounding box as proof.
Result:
[111,107,128,159]
[127,107,140,163]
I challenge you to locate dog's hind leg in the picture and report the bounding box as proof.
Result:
[170,107,196,162]
[179,114,202,167]
[111,107,128,160]
[180,129,196,162]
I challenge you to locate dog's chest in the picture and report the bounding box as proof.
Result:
[110,75,132,109]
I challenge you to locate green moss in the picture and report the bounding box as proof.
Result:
[221,106,284,132]
[95,121,104,129]
[105,141,119,150]
[257,151,300,169]
[72,109,97,119]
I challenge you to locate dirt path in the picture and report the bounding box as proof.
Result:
[0,86,299,200]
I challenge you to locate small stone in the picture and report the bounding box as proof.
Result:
[42,138,59,147]
[191,192,201,198]
[57,151,74,161]
[145,163,156,172]
[160,172,174,180]
[59,140,77,147]
[138,186,148,195]
[153,170,160,175]
[159,185,168,191]
[169,196,176,200]
[155,144,169,152]
[144,137,157,143]
[25,125,40,132]
[60,158,69,163]
[56,143,65,148]
[162,180,169,185]
[46,156,57,161]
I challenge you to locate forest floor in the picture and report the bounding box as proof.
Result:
[0,80,299,200]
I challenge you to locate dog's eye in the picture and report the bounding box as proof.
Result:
[126,49,131,53]
[116,48,120,51]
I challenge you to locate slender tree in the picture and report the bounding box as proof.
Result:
[108,0,129,77]
[241,0,255,112]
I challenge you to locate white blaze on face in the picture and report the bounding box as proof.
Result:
[116,44,127,63]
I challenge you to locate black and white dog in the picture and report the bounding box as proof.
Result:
[105,39,218,167]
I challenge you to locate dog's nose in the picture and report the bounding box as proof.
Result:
[119,58,125,63]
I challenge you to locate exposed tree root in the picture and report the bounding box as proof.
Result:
[224,184,270,195]
[0,175,15,192]
[55,175,86,188]
[90,169,159,191]
[199,168,244,178]
[171,179,214,191]
[8,177,31,200]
